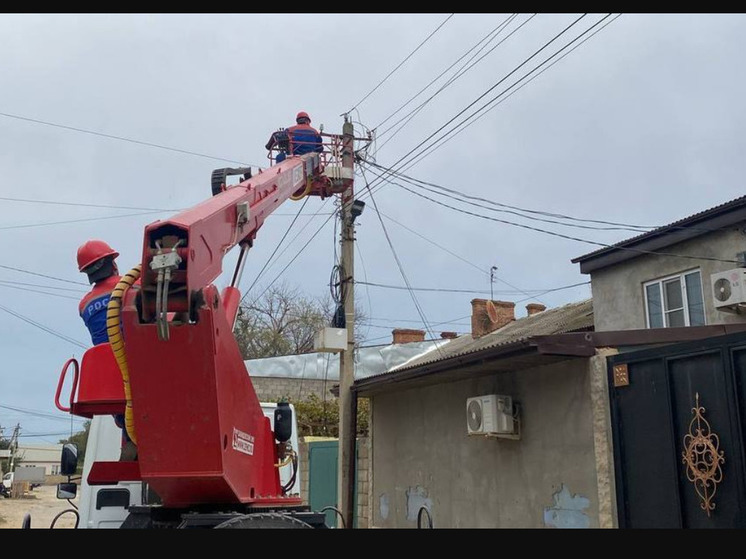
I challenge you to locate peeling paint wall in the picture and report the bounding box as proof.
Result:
[543,484,590,528]
[370,358,602,528]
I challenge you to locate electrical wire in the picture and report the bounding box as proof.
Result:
[0,196,179,212]
[246,209,337,307]
[399,14,623,173]
[361,14,590,196]
[241,196,310,301]
[376,14,535,152]
[346,14,455,114]
[0,280,86,293]
[0,303,88,349]
[0,264,88,286]
[356,279,589,295]
[0,110,259,167]
[386,175,741,265]
[0,210,165,231]
[0,404,85,423]
[0,282,81,301]
[374,14,518,131]
[360,166,444,358]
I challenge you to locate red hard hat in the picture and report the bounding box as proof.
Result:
[296,111,311,123]
[77,240,119,272]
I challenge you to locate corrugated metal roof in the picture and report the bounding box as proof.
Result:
[244,339,447,381]
[385,299,594,375]
[572,195,746,263]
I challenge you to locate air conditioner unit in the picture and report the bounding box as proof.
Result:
[711,268,746,312]
[466,394,514,436]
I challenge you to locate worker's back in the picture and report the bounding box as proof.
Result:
[287,123,322,155]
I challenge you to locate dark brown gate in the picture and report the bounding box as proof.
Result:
[608,331,746,528]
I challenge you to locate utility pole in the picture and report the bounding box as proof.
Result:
[337,117,356,529]
[8,423,20,472]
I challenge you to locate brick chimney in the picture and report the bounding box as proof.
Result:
[440,331,458,339]
[526,303,547,317]
[471,299,515,338]
[392,328,426,344]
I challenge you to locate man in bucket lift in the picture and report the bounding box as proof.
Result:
[265,111,323,163]
[76,239,137,461]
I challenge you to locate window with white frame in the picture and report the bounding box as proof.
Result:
[644,270,706,328]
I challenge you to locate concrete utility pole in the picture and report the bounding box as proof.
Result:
[9,423,20,471]
[337,118,356,529]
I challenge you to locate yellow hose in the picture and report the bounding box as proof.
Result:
[106,265,142,445]
[290,177,312,201]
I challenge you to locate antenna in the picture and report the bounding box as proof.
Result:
[490,266,498,301]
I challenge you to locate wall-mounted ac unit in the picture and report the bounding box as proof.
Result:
[711,268,746,312]
[466,394,514,436]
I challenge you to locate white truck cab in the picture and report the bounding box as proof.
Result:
[76,403,300,529]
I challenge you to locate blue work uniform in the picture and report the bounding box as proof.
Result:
[79,275,131,443]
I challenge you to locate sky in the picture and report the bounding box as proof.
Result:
[2,13,746,441]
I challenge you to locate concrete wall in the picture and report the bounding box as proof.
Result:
[590,227,746,331]
[369,358,603,528]
[251,377,332,403]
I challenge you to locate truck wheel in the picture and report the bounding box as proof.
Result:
[214,513,312,529]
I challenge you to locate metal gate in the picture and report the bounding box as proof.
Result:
[608,331,746,528]
[307,440,358,528]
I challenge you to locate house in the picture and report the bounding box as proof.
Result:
[572,195,746,331]
[14,444,63,476]
[352,298,612,528]
[351,294,746,528]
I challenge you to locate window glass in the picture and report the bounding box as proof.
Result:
[646,283,664,328]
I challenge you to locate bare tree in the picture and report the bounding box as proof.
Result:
[234,282,368,360]
[234,282,328,359]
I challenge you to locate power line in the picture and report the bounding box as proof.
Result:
[361,14,589,196]
[0,196,179,212]
[0,404,85,423]
[379,211,487,275]
[240,198,334,305]
[360,315,471,344]
[346,14,455,114]
[361,167,443,358]
[357,279,589,296]
[373,14,518,132]
[0,264,88,286]
[0,195,333,217]
[0,282,81,301]
[376,14,535,152]
[246,208,338,307]
[0,210,165,231]
[365,161,649,233]
[388,176,740,265]
[0,110,259,167]
[0,280,86,293]
[242,197,310,300]
[397,14,622,174]
[0,303,88,349]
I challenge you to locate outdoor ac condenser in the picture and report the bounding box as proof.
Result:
[466,394,514,435]
[711,268,746,312]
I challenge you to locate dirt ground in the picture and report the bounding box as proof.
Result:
[0,485,80,529]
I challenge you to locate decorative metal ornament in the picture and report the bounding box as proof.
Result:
[613,364,629,387]
[682,393,725,517]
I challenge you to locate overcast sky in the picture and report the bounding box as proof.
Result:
[2,13,746,441]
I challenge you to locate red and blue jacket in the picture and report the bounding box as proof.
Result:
[78,275,121,346]
[287,123,323,155]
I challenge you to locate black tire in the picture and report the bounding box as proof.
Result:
[214,513,312,529]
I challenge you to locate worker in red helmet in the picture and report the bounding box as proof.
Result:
[265,111,323,164]
[76,240,136,461]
